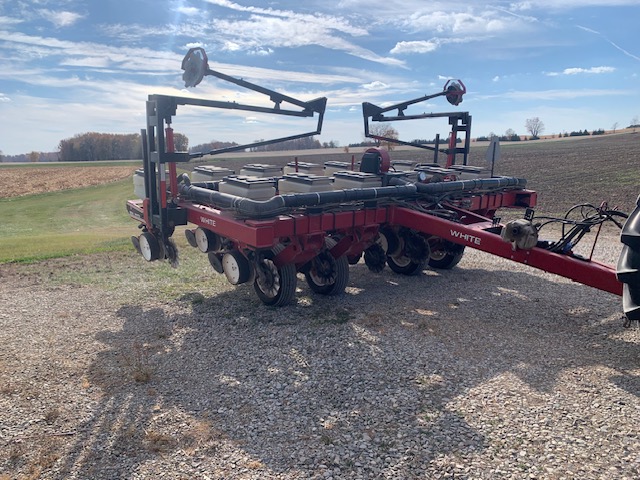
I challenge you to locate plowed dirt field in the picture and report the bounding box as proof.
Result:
[0,166,137,199]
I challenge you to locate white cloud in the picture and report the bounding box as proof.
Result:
[509,2,533,10]
[206,0,367,36]
[0,93,11,102]
[403,11,508,35]
[38,9,84,28]
[249,48,274,56]
[546,66,615,76]
[0,16,24,26]
[184,42,205,49]
[361,81,388,90]
[176,6,200,16]
[204,0,404,66]
[211,15,403,67]
[60,56,112,68]
[3,29,381,91]
[390,36,482,56]
[390,40,438,55]
[493,76,500,82]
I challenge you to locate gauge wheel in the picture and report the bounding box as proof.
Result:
[254,247,297,306]
[222,250,252,285]
[304,237,349,295]
[139,232,161,261]
[428,239,465,270]
[386,254,426,275]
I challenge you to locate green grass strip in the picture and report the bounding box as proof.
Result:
[0,179,138,263]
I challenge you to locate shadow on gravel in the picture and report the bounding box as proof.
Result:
[60,261,639,479]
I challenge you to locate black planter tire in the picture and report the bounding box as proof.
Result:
[253,246,297,306]
[428,240,465,270]
[386,254,426,275]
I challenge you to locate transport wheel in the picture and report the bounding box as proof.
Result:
[139,232,160,261]
[386,254,426,275]
[428,239,465,269]
[304,238,349,295]
[254,248,297,306]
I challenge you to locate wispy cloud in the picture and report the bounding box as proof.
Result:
[546,66,616,76]
[390,36,479,55]
[206,0,368,35]
[576,24,640,62]
[361,81,389,91]
[175,6,200,16]
[402,11,510,35]
[59,56,112,68]
[0,30,373,90]
[481,88,630,101]
[38,9,84,28]
[205,0,404,66]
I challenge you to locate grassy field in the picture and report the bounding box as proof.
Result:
[0,179,134,263]
[1,133,638,264]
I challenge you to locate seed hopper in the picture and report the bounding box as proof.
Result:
[127,48,640,324]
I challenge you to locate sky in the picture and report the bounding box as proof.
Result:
[1,0,639,156]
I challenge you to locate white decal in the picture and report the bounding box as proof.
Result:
[200,216,216,227]
[450,229,481,245]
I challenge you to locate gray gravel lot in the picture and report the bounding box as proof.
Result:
[1,241,639,479]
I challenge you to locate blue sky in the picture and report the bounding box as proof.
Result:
[1,0,639,156]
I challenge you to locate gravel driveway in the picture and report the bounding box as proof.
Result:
[1,239,639,479]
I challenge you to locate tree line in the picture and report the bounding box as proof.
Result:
[56,132,191,161]
[58,132,143,161]
[247,136,323,152]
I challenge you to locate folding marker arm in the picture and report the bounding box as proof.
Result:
[362,80,470,164]
[180,47,327,156]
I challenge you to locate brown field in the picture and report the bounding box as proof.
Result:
[0,165,138,199]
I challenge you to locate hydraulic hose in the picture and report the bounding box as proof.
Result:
[178,175,526,219]
[179,181,418,218]
[387,175,527,193]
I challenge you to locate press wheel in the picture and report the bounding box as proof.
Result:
[304,237,349,295]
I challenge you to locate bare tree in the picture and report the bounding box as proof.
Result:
[631,116,639,133]
[368,123,399,149]
[525,117,545,139]
[173,132,189,151]
[611,122,619,133]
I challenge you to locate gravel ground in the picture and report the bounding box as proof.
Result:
[1,237,639,479]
